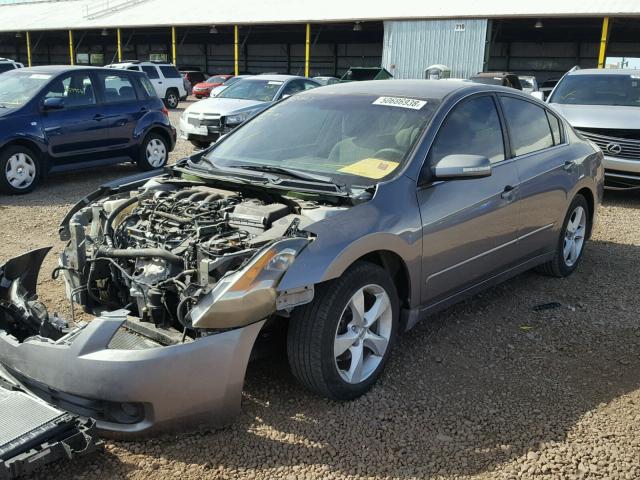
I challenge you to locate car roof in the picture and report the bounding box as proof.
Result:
[248,74,307,82]
[309,79,507,100]
[11,65,117,74]
[567,68,640,76]
[471,72,517,78]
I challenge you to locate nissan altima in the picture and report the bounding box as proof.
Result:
[0,80,603,442]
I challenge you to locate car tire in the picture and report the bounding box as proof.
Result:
[287,261,399,401]
[164,89,179,109]
[0,145,41,195]
[536,194,590,277]
[137,132,169,171]
[189,140,210,150]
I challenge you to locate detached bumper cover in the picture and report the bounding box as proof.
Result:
[0,312,265,437]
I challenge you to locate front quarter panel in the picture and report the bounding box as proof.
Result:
[278,175,423,308]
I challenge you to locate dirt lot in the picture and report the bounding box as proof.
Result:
[1,102,640,479]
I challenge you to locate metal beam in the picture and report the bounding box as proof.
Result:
[68,30,74,65]
[304,23,311,77]
[598,17,610,68]
[25,31,31,67]
[234,25,239,75]
[117,28,122,62]
[171,26,177,65]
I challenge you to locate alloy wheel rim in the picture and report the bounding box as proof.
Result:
[146,139,167,167]
[334,284,392,384]
[167,94,178,107]
[563,205,587,267]
[5,152,36,189]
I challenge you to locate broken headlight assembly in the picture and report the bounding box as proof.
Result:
[188,237,309,329]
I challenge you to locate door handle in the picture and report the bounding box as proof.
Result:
[563,160,576,171]
[501,185,517,202]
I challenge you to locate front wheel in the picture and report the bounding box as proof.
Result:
[0,145,41,194]
[536,194,590,277]
[137,133,169,171]
[287,262,399,400]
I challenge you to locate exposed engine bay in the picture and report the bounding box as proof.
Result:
[44,179,347,343]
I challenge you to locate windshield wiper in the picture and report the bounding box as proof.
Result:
[228,164,335,183]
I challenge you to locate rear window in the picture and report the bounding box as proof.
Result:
[501,97,554,156]
[96,72,138,103]
[159,66,181,79]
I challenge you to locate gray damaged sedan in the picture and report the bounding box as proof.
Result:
[0,81,603,440]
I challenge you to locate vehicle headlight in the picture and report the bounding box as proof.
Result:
[224,111,253,127]
[189,238,309,329]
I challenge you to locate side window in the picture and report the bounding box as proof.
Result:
[546,111,562,145]
[159,66,181,79]
[501,97,554,156]
[141,65,159,79]
[43,73,96,107]
[281,80,305,97]
[303,80,319,90]
[139,76,157,98]
[96,72,138,103]
[127,66,140,71]
[429,95,505,166]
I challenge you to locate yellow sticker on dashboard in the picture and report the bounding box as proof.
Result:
[338,158,399,179]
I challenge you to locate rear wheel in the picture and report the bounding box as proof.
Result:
[164,88,179,109]
[190,140,211,150]
[287,262,399,400]
[0,145,41,194]
[137,133,168,171]
[536,194,590,277]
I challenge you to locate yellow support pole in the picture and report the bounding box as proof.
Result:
[304,23,310,77]
[234,25,239,76]
[171,26,177,65]
[68,30,74,65]
[25,31,31,67]
[116,28,122,62]
[598,17,610,69]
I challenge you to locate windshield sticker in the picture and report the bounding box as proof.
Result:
[372,96,427,110]
[267,81,284,85]
[29,74,51,80]
[338,158,399,179]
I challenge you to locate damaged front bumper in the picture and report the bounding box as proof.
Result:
[0,248,266,439]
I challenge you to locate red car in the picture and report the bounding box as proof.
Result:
[192,74,234,98]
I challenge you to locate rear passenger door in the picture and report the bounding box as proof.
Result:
[94,71,144,154]
[498,95,573,258]
[418,94,522,306]
[141,65,164,98]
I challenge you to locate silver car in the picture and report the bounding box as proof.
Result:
[179,74,320,148]
[0,80,603,439]
[548,68,640,188]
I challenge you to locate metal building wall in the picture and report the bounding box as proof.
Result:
[382,19,488,79]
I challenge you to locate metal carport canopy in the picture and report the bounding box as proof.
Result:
[1,0,640,32]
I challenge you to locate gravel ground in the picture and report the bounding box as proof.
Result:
[1,101,640,479]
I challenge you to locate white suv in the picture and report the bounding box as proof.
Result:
[105,61,187,108]
[0,58,24,74]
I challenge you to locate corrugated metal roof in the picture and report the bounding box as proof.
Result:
[1,0,640,32]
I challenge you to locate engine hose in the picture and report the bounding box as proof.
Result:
[96,246,184,267]
[105,195,140,247]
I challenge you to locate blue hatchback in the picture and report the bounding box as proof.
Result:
[0,66,176,194]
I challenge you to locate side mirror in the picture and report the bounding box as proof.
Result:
[531,91,545,102]
[42,97,65,110]
[432,154,492,180]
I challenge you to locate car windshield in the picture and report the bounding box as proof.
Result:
[550,74,640,106]
[206,76,228,84]
[520,78,534,89]
[217,79,283,101]
[200,92,438,186]
[0,70,53,107]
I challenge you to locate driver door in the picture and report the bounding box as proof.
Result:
[417,94,522,307]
